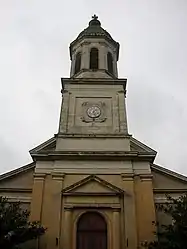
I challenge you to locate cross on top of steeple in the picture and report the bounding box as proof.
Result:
[92,14,98,20]
[89,14,100,27]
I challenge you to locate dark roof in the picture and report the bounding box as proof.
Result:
[70,15,119,60]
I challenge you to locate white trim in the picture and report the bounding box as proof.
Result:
[6,196,31,203]
[29,137,56,153]
[154,195,180,203]
[152,164,187,183]
[131,137,157,154]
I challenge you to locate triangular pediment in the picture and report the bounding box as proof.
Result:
[29,137,56,155]
[130,137,157,155]
[62,175,124,195]
[0,162,35,190]
[151,164,187,190]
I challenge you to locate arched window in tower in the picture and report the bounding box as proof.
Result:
[90,48,99,70]
[74,52,81,74]
[107,52,114,75]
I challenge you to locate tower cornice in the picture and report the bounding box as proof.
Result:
[31,150,156,163]
[61,77,127,88]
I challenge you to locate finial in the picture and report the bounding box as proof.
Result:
[89,14,101,26]
[92,14,98,20]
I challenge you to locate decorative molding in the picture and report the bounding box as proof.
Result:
[64,206,73,211]
[117,90,126,94]
[153,188,187,193]
[33,173,46,180]
[62,174,124,195]
[61,89,68,95]
[61,77,127,87]
[0,188,32,193]
[154,196,179,203]
[112,208,121,212]
[31,151,156,162]
[64,203,121,209]
[63,192,121,196]
[80,41,91,46]
[139,174,153,181]
[130,137,157,154]
[81,101,107,123]
[6,196,31,203]
[98,41,107,46]
[57,133,131,138]
[121,173,134,181]
[30,137,56,154]
[52,172,65,181]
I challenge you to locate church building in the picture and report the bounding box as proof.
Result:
[1,15,187,249]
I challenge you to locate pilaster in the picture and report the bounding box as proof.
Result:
[121,173,137,249]
[58,89,71,134]
[70,52,76,77]
[46,172,65,249]
[30,173,46,249]
[30,173,46,221]
[118,90,128,134]
[134,174,156,246]
[112,210,120,249]
[81,44,89,69]
[63,208,72,249]
[99,44,107,69]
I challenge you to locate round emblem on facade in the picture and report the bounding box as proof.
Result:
[87,106,101,118]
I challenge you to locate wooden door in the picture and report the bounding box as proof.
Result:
[77,212,107,249]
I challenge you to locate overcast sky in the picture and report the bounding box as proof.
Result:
[0,0,187,175]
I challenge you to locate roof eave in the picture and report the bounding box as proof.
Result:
[30,151,156,162]
[151,163,187,183]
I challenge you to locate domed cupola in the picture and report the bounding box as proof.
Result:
[69,15,120,79]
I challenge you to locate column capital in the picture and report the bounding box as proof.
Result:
[112,208,120,249]
[112,208,120,212]
[33,173,46,180]
[63,205,72,249]
[64,205,74,210]
[139,174,153,181]
[121,173,134,181]
[51,172,65,180]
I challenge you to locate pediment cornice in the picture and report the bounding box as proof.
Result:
[62,175,124,196]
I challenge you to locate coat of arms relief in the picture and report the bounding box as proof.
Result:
[81,101,107,123]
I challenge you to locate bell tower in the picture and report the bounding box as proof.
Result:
[70,15,119,79]
[56,15,130,152]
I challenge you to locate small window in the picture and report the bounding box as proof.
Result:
[74,52,81,74]
[90,48,99,69]
[107,52,113,75]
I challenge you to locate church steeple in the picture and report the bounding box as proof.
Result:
[69,15,119,79]
[56,16,128,152]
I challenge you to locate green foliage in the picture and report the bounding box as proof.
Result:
[0,196,46,249]
[147,194,187,249]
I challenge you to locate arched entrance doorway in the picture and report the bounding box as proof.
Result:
[77,212,107,249]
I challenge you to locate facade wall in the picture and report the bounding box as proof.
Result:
[30,159,157,249]
[1,164,186,249]
[0,167,34,206]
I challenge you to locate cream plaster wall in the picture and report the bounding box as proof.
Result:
[0,169,34,189]
[152,171,187,189]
